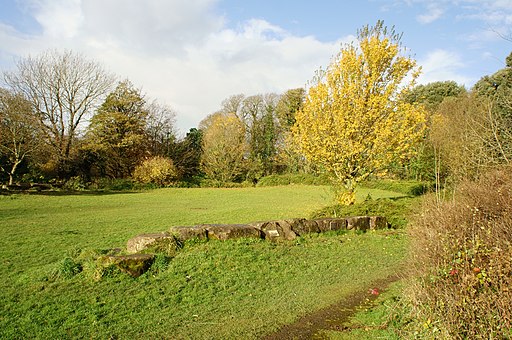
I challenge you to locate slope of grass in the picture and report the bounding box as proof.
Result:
[0,185,409,339]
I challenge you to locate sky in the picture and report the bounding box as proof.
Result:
[0,0,511,133]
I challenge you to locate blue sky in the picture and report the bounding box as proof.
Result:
[0,0,511,132]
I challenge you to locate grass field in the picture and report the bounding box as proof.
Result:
[0,185,409,339]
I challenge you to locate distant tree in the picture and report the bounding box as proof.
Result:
[169,128,203,181]
[240,94,279,177]
[83,80,148,178]
[0,89,42,184]
[294,21,426,204]
[405,81,466,112]
[474,51,512,96]
[274,88,307,173]
[218,93,280,177]
[3,49,115,176]
[431,93,512,182]
[399,81,466,181]
[473,51,512,120]
[221,94,246,118]
[200,112,247,183]
[275,88,305,130]
[145,101,177,157]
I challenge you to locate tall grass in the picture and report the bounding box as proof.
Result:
[406,167,512,338]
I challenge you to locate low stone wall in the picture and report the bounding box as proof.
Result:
[127,216,389,254]
[117,216,389,277]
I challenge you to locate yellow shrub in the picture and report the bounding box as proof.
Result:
[133,156,178,186]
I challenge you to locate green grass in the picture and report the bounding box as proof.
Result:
[0,185,410,339]
[319,281,405,339]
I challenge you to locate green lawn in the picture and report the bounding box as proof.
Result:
[0,185,409,339]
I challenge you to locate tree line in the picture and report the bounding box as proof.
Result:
[0,48,306,187]
[1,23,511,199]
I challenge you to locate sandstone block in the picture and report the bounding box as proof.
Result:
[346,216,371,231]
[254,220,298,241]
[170,225,208,241]
[127,232,175,253]
[370,216,389,229]
[205,224,261,240]
[289,218,321,236]
[98,254,155,278]
[313,218,347,232]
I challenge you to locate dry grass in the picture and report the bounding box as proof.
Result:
[406,166,512,338]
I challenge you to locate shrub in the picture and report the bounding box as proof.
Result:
[199,179,251,188]
[88,178,135,191]
[257,173,330,187]
[312,196,419,229]
[406,166,512,339]
[62,176,87,191]
[133,156,178,187]
[360,179,433,196]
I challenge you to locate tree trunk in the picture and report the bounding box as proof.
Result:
[8,159,21,186]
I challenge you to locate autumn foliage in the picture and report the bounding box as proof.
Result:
[407,166,512,338]
[200,112,248,183]
[133,156,178,186]
[293,21,426,204]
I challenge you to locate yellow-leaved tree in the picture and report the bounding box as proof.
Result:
[294,21,426,204]
[200,112,248,183]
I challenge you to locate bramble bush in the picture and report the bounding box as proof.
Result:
[133,156,178,187]
[407,166,512,339]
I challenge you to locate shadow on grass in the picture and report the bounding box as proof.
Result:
[0,189,142,197]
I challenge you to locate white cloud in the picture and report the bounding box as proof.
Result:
[30,0,84,39]
[416,4,444,24]
[395,0,512,26]
[0,0,350,132]
[418,49,474,86]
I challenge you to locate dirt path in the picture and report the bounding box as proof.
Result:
[261,274,400,340]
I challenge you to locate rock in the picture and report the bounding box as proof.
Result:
[289,218,321,236]
[370,216,389,229]
[346,216,371,231]
[127,232,178,253]
[313,218,348,232]
[125,215,389,257]
[253,220,298,241]
[205,224,262,240]
[98,254,155,278]
[169,225,208,241]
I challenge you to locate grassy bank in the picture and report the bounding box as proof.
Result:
[0,185,409,338]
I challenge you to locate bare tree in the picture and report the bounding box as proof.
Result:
[3,49,115,175]
[145,100,177,157]
[0,89,42,184]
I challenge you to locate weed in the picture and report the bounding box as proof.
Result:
[406,166,512,339]
[148,254,172,274]
[51,257,83,279]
